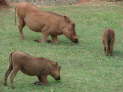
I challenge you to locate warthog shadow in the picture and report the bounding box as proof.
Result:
[114,50,123,58]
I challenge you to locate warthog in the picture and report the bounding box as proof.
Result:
[4,51,61,88]
[15,2,79,43]
[102,29,115,56]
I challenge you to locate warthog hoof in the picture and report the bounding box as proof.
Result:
[33,81,43,85]
[72,39,79,43]
[34,40,42,43]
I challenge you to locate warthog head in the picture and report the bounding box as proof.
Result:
[63,16,79,43]
[50,62,61,80]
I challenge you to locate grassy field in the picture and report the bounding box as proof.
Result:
[0,2,123,92]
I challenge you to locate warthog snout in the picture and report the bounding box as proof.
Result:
[72,38,79,43]
[55,76,60,80]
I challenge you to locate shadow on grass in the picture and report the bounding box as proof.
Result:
[51,41,80,46]
[32,39,81,47]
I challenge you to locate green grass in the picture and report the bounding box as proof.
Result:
[1,2,123,92]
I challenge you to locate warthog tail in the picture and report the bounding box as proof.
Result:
[4,52,14,86]
[9,52,13,70]
[14,8,16,25]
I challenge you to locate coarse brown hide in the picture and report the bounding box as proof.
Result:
[15,2,79,43]
[102,29,115,56]
[4,51,61,89]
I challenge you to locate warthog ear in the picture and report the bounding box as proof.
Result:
[64,16,67,19]
[55,62,58,66]
[64,16,70,23]
[72,23,75,28]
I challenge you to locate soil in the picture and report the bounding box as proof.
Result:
[78,0,91,3]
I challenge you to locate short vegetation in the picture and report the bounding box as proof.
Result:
[0,2,123,92]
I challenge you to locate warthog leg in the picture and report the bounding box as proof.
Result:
[104,47,106,53]
[4,64,13,86]
[106,46,109,56]
[51,35,59,43]
[18,18,25,40]
[9,66,19,89]
[34,33,50,43]
[33,81,42,85]
[109,43,114,56]
[39,75,48,85]
[104,41,109,56]
[34,76,48,85]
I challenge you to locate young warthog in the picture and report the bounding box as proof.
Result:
[4,51,61,89]
[15,2,79,43]
[102,29,115,56]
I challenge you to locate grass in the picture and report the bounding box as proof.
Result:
[0,2,123,92]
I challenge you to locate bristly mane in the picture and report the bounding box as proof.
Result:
[47,11,72,23]
[47,11,64,17]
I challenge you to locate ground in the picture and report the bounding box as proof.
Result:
[79,0,90,3]
[0,2,123,92]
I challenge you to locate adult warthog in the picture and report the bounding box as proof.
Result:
[15,2,79,43]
